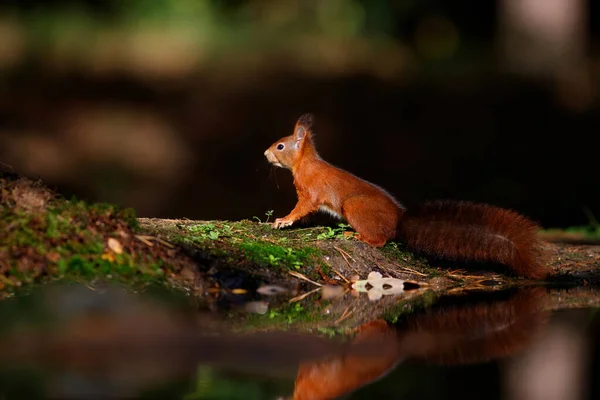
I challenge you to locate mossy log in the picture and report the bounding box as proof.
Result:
[2,172,600,331]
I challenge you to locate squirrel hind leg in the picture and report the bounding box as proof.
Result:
[342,197,398,248]
[355,233,387,248]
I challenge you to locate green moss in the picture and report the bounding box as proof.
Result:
[241,299,331,332]
[237,242,320,269]
[176,220,324,271]
[316,327,349,338]
[541,207,600,240]
[380,241,412,259]
[542,225,600,240]
[0,177,167,290]
[380,241,434,272]
[315,223,355,240]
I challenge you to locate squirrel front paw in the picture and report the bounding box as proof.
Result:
[273,218,295,229]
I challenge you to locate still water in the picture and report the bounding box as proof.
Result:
[0,283,597,400]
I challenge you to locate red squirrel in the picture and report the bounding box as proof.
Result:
[264,113,547,279]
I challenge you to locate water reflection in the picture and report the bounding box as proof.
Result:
[0,283,597,400]
[0,283,336,399]
[292,288,551,399]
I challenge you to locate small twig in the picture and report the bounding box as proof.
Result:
[84,284,98,292]
[404,279,430,287]
[445,269,471,281]
[135,234,176,249]
[156,237,175,248]
[446,269,492,280]
[445,286,472,295]
[334,246,361,275]
[289,287,321,303]
[288,270,323,287]
[335,305,354,324]
[397,265,428,277]
[374,260,392,276]
[335,305,351,322]
[335,246,356,261]
[135,235,154,247]
[447,268,467,275]
[316,266,341,285]
[329,265,350,284]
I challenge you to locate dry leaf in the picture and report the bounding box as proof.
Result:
[107,238,123,254]
[101,252,116,262]
[352,271,407,301]
[46,252,61,263]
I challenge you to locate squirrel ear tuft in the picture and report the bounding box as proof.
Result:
[294,126,306,142]
[296,113,314,129]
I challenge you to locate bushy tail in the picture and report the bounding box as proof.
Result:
[396,201,548,279]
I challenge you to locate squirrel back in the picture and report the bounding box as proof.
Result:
[265,114,548,279]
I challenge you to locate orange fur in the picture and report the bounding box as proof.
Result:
[395,287,549,364]
[264,114,548,279]
[292,320,401,400]
[397,201,548,279]
[264,113,403,247]
[291,288,549,399]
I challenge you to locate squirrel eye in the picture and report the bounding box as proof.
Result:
[277,143,285,150]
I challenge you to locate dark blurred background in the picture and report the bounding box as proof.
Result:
[0,0,598,229]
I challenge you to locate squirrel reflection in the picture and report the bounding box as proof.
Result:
[291,288,549,400]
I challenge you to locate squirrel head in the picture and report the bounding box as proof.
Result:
[264,113,315,170]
